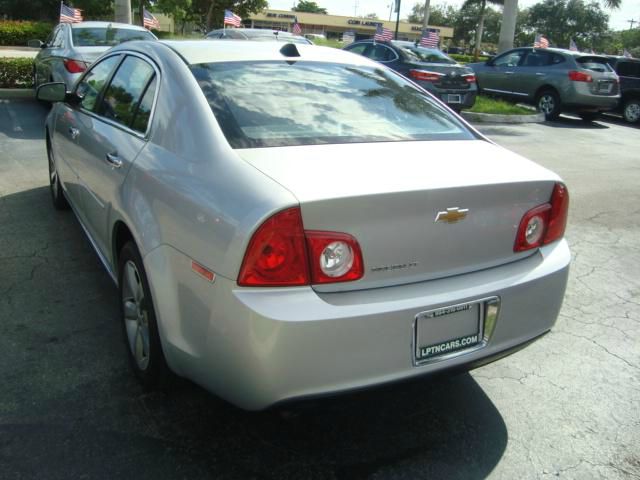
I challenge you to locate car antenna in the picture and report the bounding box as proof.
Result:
[280,43,301,58]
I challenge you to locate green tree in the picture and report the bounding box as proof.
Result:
[521,0,609,50]
[155,0,193,34]
[407,3,457,26]
[188,0,268,32]
[0,0,113,21]
[292,1,328,14]
[462,0,503,59]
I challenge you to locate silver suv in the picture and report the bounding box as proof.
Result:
[469,47,619,121]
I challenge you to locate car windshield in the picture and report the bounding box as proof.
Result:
[397,45,456,64]
[72,27,155,47]
[576,56,614,73]
[190,61,474,148]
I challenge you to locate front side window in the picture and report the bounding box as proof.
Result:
[493,51,525,67]
[368,45,397,62]
[98,56,155,130]
[76,55,121,111]
[344,43,368,55]
[71,27,155,47]
[191,61,475,149]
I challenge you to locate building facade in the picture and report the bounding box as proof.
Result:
[246,9,453,43]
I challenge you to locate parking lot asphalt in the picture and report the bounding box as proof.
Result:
[1,99,639,479]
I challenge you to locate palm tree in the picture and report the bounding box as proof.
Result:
[463,0,504,60]
[602,0,621,8]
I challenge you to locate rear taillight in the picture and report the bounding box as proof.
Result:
[409,69,444,82]
[305,231,364,284]
[63,58,88,73]
[568,70,592,82]
[238,207,364,286]
[463,74,476,83]
[514,183,569,252]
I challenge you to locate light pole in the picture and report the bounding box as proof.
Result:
[114,0,132,23]
[497,0,517,53]
[394,0,401,39]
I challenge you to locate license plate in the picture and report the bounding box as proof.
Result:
[414,300,483,363]
[598,82,612,93]
[447,94,462,104]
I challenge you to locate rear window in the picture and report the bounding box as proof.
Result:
[576,57,614,73]
[72,27,155,47]
[190,61,475,149]
[399,46,456,65]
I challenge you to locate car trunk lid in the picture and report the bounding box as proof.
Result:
[237,139,561,292]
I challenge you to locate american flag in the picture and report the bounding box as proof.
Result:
[143,8,160,30]
[224,9,242,27]
[534,34,549,49]
[419,28,440,49]
[59,2,82,23]
[569,38,578,52]
[373,24,393,42]
[292,16,302,35]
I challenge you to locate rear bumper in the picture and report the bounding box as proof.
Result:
[418,81,477,109]
[145,239,570,410]
[564,91,620,112]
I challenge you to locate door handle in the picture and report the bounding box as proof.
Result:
[536,72,545,76]
[504,71,514,75]
[105,152,123,169]
[68,127,80,140]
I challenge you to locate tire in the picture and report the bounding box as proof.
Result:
[622,98,640,124]
[579,112,599,122]
[536,90,561,120]
[46,136,70,210]
[118,241,171,389]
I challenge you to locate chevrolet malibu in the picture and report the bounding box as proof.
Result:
[37,40,570,410]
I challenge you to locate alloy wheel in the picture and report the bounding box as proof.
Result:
[538,95,555,115]
[122,260,151,371]
[623,101,640,123]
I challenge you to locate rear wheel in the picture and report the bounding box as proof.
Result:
[622,99,640,123]
[46,137,69,210]
[119,241,171,389]
[536,90,561,120]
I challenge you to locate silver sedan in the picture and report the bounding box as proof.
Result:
[29,21,156,89]
[37,40,570,410]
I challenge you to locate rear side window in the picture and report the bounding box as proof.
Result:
[345,43,367,55]
[617,61,640,78]
[576,57,614,73]
[98,56,155,131]
[191,61,475,148]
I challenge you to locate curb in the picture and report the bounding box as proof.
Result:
[0,88,34,99]
[461,110,545,124]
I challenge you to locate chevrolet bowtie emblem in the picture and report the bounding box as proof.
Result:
[435,207,469,224]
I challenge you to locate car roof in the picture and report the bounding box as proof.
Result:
[68,21,149,31]
[159,40,378,66]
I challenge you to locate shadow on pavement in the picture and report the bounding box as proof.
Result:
[0,186,509,480]
[543,115,610,129]
[0,98,48,140]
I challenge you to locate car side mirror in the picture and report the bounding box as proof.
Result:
[28,39,45,49]
[36,83,68,103]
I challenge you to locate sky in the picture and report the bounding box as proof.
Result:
[267,0,639,32]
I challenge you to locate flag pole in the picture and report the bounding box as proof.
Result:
[394,0,401,40]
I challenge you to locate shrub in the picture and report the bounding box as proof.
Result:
[449,53,489,64]
[0,57,33,88]
[0,20,53,46]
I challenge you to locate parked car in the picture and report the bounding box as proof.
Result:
[29,21,157,89]
[604,56,640,123]
[205,28,312,44]
[343,40,477,111]
[37,40,570,410]
[468,47,619,121]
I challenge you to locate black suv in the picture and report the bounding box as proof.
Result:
[605,56,640,123]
